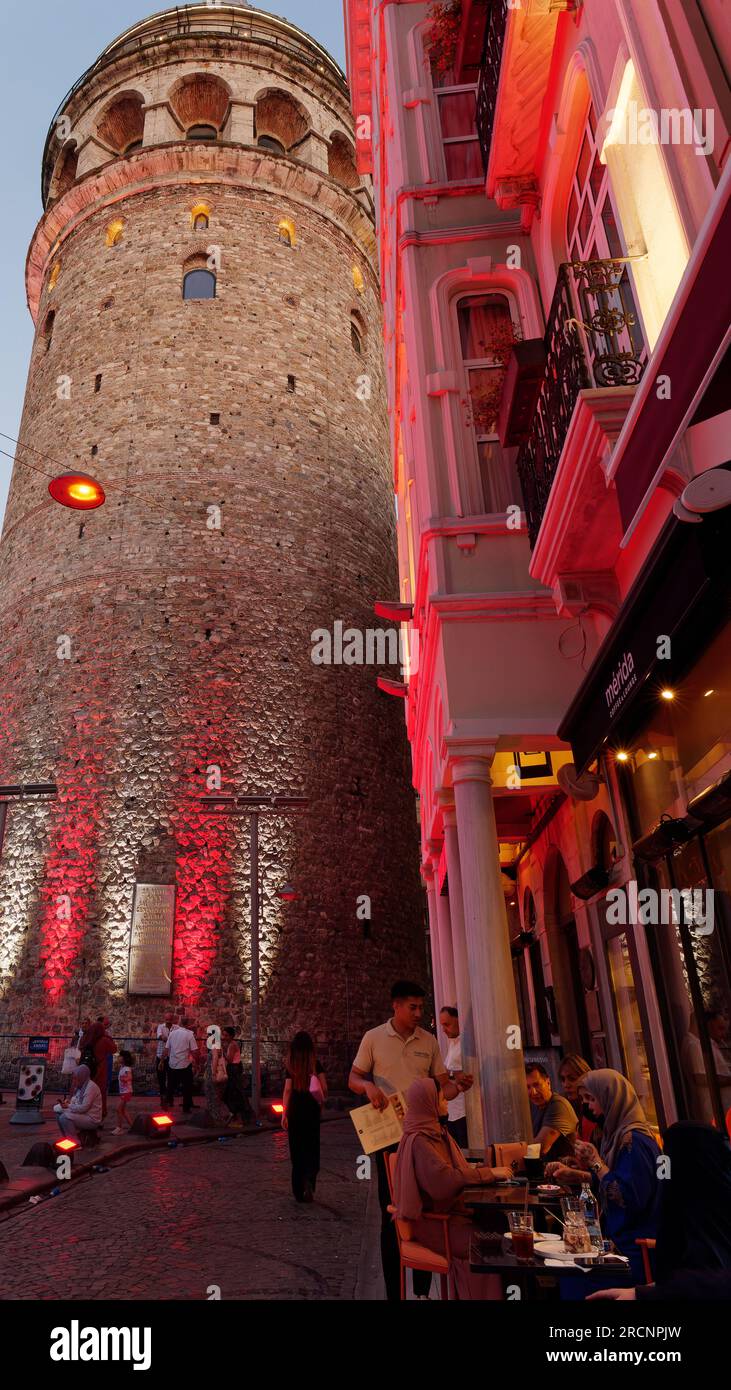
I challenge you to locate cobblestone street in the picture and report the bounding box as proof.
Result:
[0,1119,379,1301]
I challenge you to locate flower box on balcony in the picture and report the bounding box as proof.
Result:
[497,338,547,447]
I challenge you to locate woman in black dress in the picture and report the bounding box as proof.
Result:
[282,1032,327,1203]
[223,1028,252,1127]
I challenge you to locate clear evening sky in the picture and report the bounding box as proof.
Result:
[0,1,347,521]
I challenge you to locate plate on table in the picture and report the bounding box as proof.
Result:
[506,1231,561,1245]
[534,1239,575,1258]
[536,1183,562,1195]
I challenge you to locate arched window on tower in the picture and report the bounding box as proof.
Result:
[190,202,211,232]
[187,124,218,142]
[350,311,365,356]
[42,309,56,350]
[48,261,61,292]
[258,135,285,155]
[194,213,209,231]
[106,220,125,248]
[457,292,522,514]
[278,218,296,247]
[183,268,216,301]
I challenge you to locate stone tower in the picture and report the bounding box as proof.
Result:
[0,2,424,1067]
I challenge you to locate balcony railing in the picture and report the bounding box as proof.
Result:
[517,258,647,546]
[476,0,509,173]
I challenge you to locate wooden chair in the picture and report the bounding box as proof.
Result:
[384,1151,451,1301]
[636,1238,656,1282]
[493,1141,528,1172]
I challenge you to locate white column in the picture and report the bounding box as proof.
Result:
[442,805,485,1152]
[434,873,457,1011]
[452,755,532,1144]
[421,861,443,1028]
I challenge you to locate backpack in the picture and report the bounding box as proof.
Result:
[80,1045,97,1075]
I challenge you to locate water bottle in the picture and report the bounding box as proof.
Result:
[579,1182,602,1247]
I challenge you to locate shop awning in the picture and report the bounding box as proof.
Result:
[558,505,731,773]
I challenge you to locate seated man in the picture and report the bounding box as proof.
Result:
[526,1063,578,1160]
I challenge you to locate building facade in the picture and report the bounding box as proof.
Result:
[345,0,730,1142]
[0,2,426,1068]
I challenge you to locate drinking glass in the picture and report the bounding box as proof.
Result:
[508,1210,535,1262]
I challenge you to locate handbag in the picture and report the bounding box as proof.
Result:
[61,1047,81,1075]
[213,1051,228,1084]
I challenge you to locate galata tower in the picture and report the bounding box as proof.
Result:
[0,1,424,1066]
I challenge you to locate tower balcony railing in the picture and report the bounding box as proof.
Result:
[517,258,648,547]
[476,0,509,173]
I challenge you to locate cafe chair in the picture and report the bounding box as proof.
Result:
[636,1238,656,1283]
[493,1141,527,1171]
[385,1151,451,1301]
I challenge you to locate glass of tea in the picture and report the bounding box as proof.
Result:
[507,1210,535,1262]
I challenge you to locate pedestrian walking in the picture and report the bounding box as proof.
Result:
[93,1017,116,1121]
[165,1018,198,1113]
[204,1027,229,1123]
[282,1032,327,1203]
[349,979,474,1302]
[222,1028,252,1127]
[112,1051,134,1134]
[53,1065,102,1143]
[155,1011,175,1104]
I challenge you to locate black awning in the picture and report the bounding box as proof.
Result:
[559,506,731,773]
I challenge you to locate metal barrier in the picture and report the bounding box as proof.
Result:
[0,1035,357,1096]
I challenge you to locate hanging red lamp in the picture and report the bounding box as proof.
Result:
[49,473,105,510]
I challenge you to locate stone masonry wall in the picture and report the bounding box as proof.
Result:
[0,143,426,1062]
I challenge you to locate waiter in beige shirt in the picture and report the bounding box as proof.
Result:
[349,979,473,1301]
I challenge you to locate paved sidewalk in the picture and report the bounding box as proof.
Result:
[0,1117,380,1300]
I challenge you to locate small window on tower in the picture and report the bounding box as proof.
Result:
[42,309,56,349]
[278,219,297,247]
[48,261,61,292]
[190,202,212,232]
[183,269,216,301]
[106,220,125,248]
[352,265,365,296]
[351,312,365,356]
[287,375,296,393]
[187,124,218,142]
[258,135,285,155]
[95,374,102,393]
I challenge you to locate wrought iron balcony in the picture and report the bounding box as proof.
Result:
[517,258,647,546]
[476,0,509,173]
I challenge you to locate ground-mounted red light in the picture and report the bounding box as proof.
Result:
[276,884,299,903]
[54,1137,80,1152]
[48,473,106,511]
[271,1103,285,1115]
[151,1114,174,1129]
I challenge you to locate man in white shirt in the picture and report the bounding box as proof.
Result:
[164,1017,198,1114]
[349,980,473,1301]
[155,1011,175,1105]
[440,1005,468,1149]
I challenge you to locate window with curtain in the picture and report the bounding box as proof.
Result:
[457,293,522,514]
[430,56,482,182]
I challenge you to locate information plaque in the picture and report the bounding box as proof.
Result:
[127,883,175,996]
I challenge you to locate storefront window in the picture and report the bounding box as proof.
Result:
[616,620,731,1129]
[604,928,658,1126]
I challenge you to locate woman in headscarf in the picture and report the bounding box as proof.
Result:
[394,1078,511,1299]
[53,1064,103,1142]
[588,1123,731,1300]
[573,1068,661,1278]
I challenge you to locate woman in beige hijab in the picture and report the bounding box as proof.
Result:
[394,1078,510,1299]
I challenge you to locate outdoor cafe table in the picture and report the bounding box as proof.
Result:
[463,1181,566,1226]
[467,1242,635,1297]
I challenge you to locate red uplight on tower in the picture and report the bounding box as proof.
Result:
[271,1103,285,1115]
[54,1137,80,1152]
[48,473,106,511]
